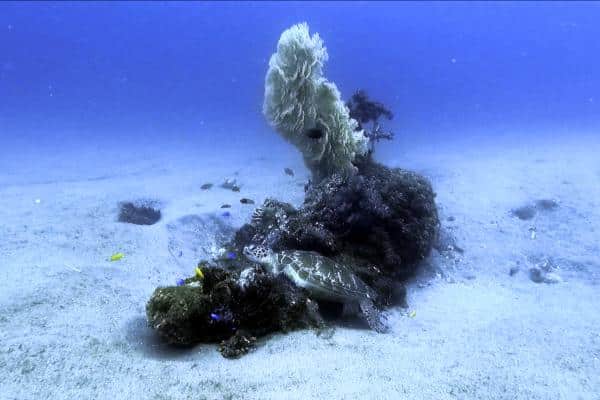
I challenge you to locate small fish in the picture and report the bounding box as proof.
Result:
[110,252,124,262]
[195,267,204,279]
[221,211,231,217]
[201,183,213,190]
[221,204,231,208]
[176,278,185,286]
[284,167,294,176]
[305,127,323,139]
[210,312,222,322]
[240,198,255,205]
[226,251,236,260]
[408,310,417,318]
[231,186,241,192]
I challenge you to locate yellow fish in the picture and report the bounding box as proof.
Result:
[195,267,204,279]
[110,252,124,262]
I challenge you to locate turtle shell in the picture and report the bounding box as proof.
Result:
[276,250,374,302]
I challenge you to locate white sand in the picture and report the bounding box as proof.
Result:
[1,132,599,399]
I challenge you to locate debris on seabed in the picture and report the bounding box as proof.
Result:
[110,252,124,262]
[65,264,81,273]
[529,227,537,240]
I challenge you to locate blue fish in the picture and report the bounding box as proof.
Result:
[226,251,236,260]
[221,211,231,218]
[210,312,222,321]
[176,278,185,286]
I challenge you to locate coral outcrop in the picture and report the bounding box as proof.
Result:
[146,23,439,358]
[234,159,439,293]
[146,266,323,357]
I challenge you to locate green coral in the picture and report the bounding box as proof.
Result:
[146,285,213,345]
[146,264,321,356]
[263,23,368,181]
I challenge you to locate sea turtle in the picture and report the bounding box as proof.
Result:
[243,244,388,333]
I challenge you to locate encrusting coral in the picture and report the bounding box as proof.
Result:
[263,23,369,181]
[146,265,324,357]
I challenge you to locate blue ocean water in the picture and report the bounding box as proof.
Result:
[3,4,600,397]
[1,2,599,147]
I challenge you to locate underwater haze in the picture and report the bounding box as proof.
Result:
[2,2,600,143]
[1,2,600,399]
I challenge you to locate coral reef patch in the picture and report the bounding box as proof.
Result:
[146,264,323,357]
[237,160,439,279]
[118,201,161,225]
[146,158,438,357]
[146,22,439,358]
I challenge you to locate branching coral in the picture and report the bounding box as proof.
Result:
[346,90,395,151]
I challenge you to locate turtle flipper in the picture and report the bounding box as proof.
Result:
[305,298,336,339]
[359,299,389,333]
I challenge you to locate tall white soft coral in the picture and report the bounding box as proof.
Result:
[263,23,368,180]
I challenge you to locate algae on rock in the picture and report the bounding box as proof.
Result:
[263,23,369,181]
[145,263,321,355]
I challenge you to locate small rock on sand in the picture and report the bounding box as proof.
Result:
[221,179,241,192]
[511,199,559,220]
[535,199,559,211]
[529,266,562,284]
[511,205,537,220]
[529,267,545,283]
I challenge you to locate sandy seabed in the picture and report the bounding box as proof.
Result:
[1,132,599,399]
